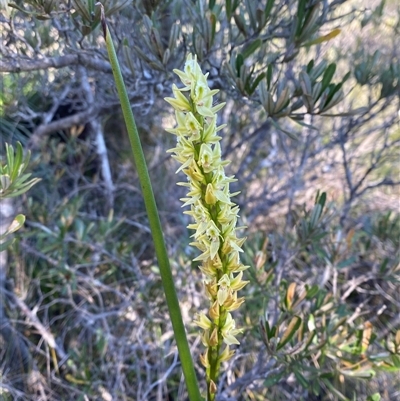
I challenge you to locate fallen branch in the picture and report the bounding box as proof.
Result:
[0,53,111,73]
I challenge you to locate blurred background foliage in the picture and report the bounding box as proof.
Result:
[0,0,399,400]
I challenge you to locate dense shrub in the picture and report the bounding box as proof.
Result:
[0,0,399,400]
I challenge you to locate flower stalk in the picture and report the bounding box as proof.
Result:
[98,6,202,401]
[165,54,248,400]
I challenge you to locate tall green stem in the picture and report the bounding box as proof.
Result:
[98,6,202,401]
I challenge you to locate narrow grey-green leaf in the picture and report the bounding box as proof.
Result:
[277,316,302,350]
[270,119,298,141]
[321,63,336,93]
[242,39,262,59]
[0,238,15,252]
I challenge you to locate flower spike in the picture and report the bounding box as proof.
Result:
[165,54,247,400]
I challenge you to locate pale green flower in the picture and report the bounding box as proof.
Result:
[221,313,242,345]
[203,117,224,143]
[184,112,202,140]
[173,53,203,86]
[205,220,221,259]
[217,275,230,306]
[164,84,191,111]
[193,313,213,330]
[186,201,211,236]
[200,349,210,368]
[209,300,220,320]
[224,292,245,312]
[229,271,249,291]
[219,345,235,363]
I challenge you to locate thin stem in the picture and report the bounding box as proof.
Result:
[97,5,202,401]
